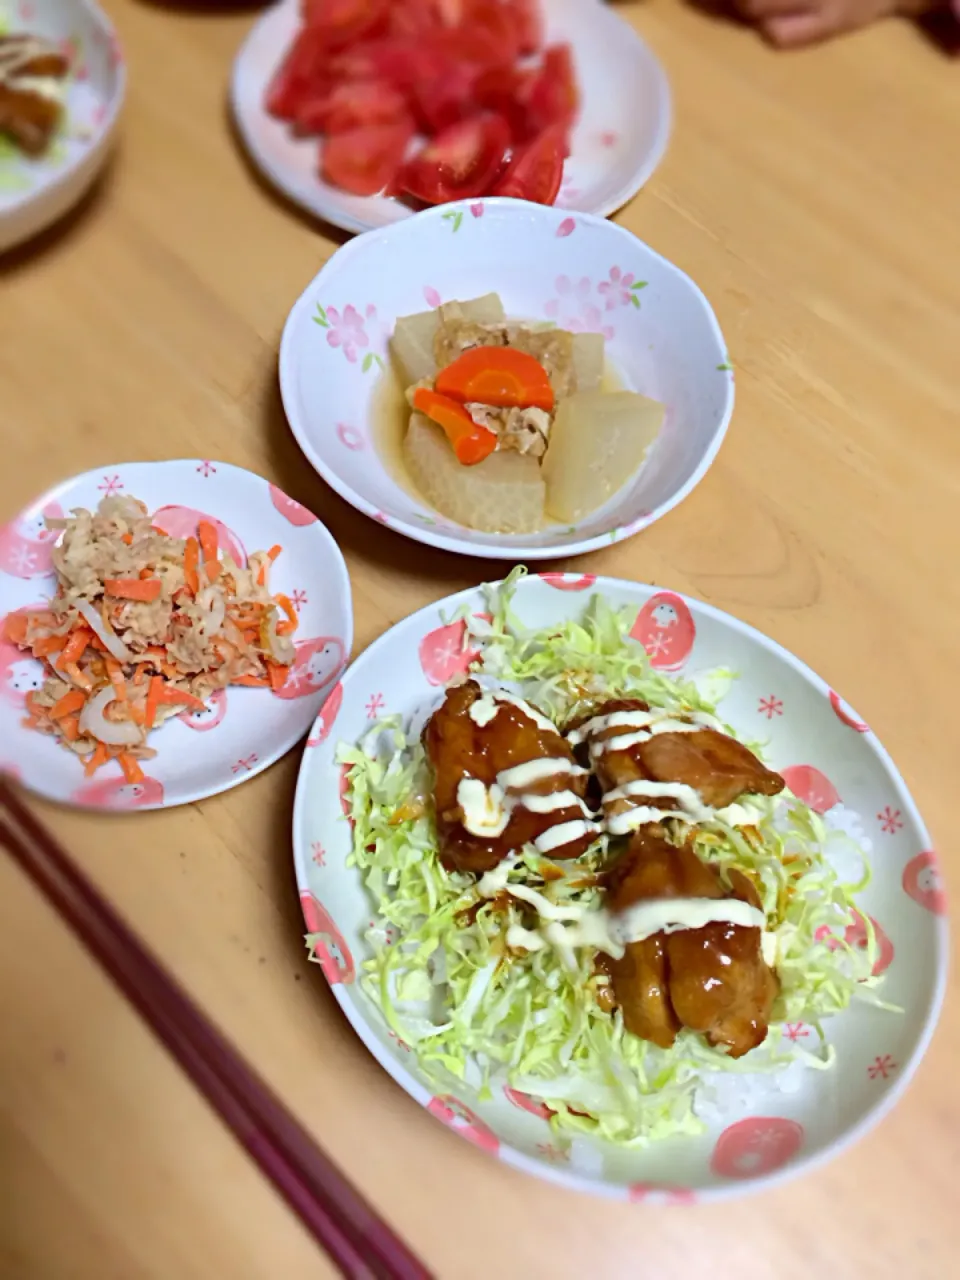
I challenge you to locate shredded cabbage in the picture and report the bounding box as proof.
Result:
[325,568,885,1146]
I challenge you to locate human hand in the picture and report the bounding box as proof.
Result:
[731,0,942,46]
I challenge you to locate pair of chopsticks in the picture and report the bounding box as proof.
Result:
[0,779,432,1280]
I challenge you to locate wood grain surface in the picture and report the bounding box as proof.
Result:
[1,2,958,1277]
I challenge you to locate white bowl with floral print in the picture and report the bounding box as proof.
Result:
[0,0,125,254]
[279,198,733,560]
[0,460,352,811]
[292,572,947,1200]
[231,0,670,237]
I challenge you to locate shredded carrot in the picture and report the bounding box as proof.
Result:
[3,613,29,645]
[50,688,86,720]
[104,577,162,603]
[133,667,145,687]
[198,521,220,582]
[84,744,109,776]
[267,661,290,693]
[268,545,282,562]
[144,675,163,729]
[56,628,93,669]
[105,657,127,701]
[184,537,200,595]
[234,673,269,687]
[155,686,206,712]
[275,595,298,634]
[60,714,80,742]
[33,635,66,657]
[122,532,134,545]
[118,753,144,784]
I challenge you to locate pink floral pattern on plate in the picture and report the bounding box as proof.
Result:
[426,1096,500,1155]
[151,506,247,566]
[419,618,482,686]
[779,765,840,815]
[598,266,646,311]
[1,605,48,709]
[314,302,384,372]
[179,688,227,732]
[829,689,870,733]
[711,1117,804,1179]
[543,275,614,340]
[504,1087,553,1120]
[538,572,597,592]
[269,484,318,526]
[0,503,63,578]
[273,637,344,701]
[307,682,343,746]
[300,891,355,984]
[630,592,696,670]
[72,776,165,809]
[902,851,946,915]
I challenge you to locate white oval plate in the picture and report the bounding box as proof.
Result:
[0,460,353,811]
[280,197,733,560]
[231,0,671,236]
[0,0,125,254]
[292,572,947,1200]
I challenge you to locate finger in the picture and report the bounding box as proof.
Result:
[760,9,841,42]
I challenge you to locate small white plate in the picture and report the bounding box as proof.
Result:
[280,197,733,560]
[0,460,353,811]
[231,0,671,236]
[292,572,947,1200]
[0,0,125,254]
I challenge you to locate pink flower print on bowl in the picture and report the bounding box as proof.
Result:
[598,266,642,310]
[423,286,442,308]
[300,891,355,984]
[72,776,166,810]
[543,275,615,340]
[151,507,247,567]
[426,1095,500,1155]
[0,502,63,578]
[179,688,227,732]
[275,636,345,700]
[269,484,318,526]
[307,681,343,746]
[419,618,480,687]
[780,765,840,815]
[336,423,366,451]
[902,851,947,916]
[322,303,371,364]
[630,591,696,671]
[711,1117,804,1180]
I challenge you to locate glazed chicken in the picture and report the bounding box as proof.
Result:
[569,698,785,811]
[423,680,597,875]
[605,829,779,1057]
[0,35,69,156]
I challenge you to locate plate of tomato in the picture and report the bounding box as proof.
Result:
[231,0,671,236]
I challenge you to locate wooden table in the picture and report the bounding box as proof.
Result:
[2,3,958,1276]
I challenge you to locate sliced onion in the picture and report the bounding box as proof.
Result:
[79,686,142,747]
[195,587,225,638]
[75,599,135,664]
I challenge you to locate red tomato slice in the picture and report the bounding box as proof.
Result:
[388,0,441,37]
[302,0,390,51]
[328,37,430,93]
[526,44,579,136]
[411,62,478,135]
[507,0,544,55]
[296,79,407,135]
[439,2,519,69]
[264,26,328,121]
[493,123,564,205]
[400,113,510,205]
[473,64,536,141]
[321,119,414,196]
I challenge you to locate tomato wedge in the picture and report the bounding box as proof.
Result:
[296,79,407,135]
[302,0,390,51]
[321,120,414,196]
[525,44,579,137]
[472,64,536,142]
[264,26,328,121]
[493,124,564,206]
[411,62,478,135]
[436,346,555,412]
[507,0,544,55]
[400,113,510,204]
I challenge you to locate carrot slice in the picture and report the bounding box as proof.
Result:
[84,744,109,777]
[105,657,127,701]
[33,635,66,657]
[60,714,80,742]
[435,345,555,412]
[144,674,163,729]
[2,613,29,645]
[197,521,220,582]
[56,628,93,669]
[118,753,145,784]
[267,661,290,693]
[50,688,86,720]
[104,577,163,603]
[412,387,498,466]
[184,537,200,595]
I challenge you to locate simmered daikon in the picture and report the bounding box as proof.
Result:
[390,294,506,385]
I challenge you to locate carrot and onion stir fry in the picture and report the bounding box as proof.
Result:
[4,496,297,779]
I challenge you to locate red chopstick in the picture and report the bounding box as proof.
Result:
[0,778,432,1280]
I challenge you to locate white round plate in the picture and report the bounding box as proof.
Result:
[292,572,947,1200]
[0,460,353,811]
[280,197,733,560]
[231,0,671,236]
[0,0,125,254]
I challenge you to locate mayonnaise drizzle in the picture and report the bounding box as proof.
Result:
[469,688,558,735]
[534,819,602,854]
[497,757,585,791]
